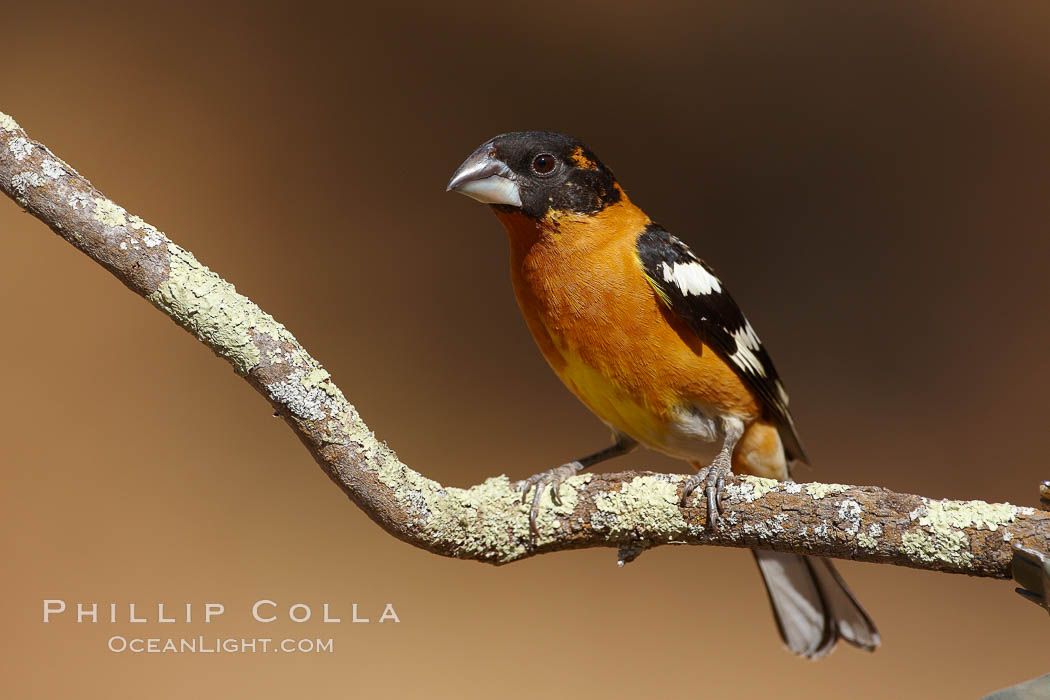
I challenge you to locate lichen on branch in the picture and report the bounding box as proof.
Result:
[2,110,1048,576]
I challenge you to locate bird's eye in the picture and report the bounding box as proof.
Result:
[531,153,557,175]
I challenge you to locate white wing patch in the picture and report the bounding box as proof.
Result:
[660,261,722,296]
[730,321,767,377]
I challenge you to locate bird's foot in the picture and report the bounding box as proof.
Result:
[518,461,584,538]
[680,457,734,531]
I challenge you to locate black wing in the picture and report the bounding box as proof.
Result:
[636,224,807,463]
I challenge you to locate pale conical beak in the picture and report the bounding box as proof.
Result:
[446,146,522,207]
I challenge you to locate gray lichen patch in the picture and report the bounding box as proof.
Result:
[265,363,347,429]
[593,474,687,540]
[269,368,339,421]
[858,523,882,549]
[735,475,778,502]
[41,159,63,180]
[530,474,592,542]
[911,498,1031,531]
[0,112,19,132]
[302,367,330,388]
[128,214,166,247]
[718,476,779,523]
[806,483,849,499]
[143,229,165,247]
[67,191,91,211]
[11,172,43,196]
[8,136,31,161]
[901,529,971,567]
[92,198,127,227]
[741,512,790,540]
[837,498,863,535]
[267,366,341,422]
[439,477,532,560]
[149,243,293,375]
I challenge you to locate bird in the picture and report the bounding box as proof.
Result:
[446,131,880,659]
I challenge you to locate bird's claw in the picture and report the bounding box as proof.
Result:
[680,459,733,531]
[518,462,584,538]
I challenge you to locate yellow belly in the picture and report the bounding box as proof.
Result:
[556,336,786,477]
[555,343,666,444]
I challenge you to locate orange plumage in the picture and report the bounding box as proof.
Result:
[496,192,785,479]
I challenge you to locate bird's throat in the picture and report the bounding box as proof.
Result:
[492,208,546,262]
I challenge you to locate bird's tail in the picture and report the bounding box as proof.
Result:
[752,550,880,659]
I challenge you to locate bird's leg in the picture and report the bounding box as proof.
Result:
[519,432,638,537]
[680,416,744,531]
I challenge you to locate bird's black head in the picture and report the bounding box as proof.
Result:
[447,131,621,219]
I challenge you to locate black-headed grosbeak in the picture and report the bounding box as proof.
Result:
[447,131,880,658]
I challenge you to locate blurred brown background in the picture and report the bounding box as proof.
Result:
[2,1,1049,697]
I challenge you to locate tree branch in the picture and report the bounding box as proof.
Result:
[2,111,1047,577]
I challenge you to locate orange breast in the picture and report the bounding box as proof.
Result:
[495,197,761,450]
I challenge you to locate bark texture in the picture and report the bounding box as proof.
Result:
[3,111,1047,576]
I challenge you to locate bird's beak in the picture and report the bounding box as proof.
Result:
[446,146,522,207]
